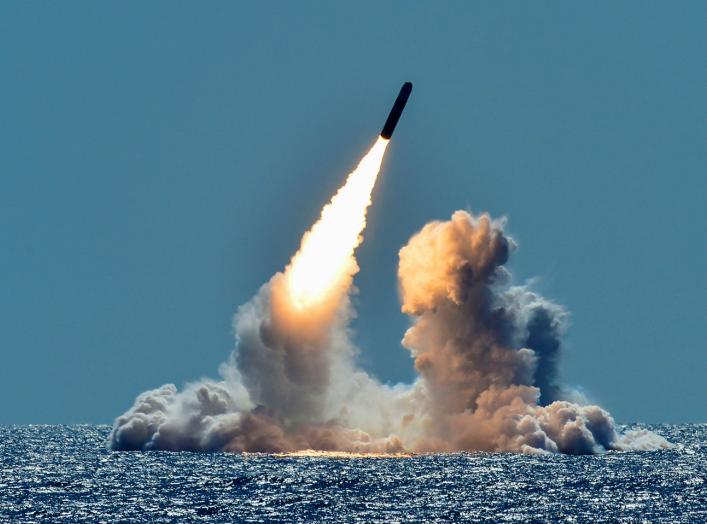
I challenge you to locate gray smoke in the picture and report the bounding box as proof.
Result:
[109,210,669,454]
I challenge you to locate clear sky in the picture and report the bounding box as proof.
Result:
[1,2,705,424]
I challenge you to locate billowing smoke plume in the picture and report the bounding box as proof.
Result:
[109,145,668,454]
[395,211,666,453]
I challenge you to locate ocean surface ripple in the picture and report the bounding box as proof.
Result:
[0,424,704,523]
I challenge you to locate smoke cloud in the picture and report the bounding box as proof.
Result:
[109,151,669,454]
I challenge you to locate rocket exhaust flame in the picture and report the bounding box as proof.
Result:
[285,80,411,310]
[286,137,388,310]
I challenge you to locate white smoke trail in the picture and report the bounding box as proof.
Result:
[109,146,670,454]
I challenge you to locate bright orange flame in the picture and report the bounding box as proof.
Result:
[286,137,389,309]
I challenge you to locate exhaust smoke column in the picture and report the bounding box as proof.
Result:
[109,131,402,452]
[241,135,391,430]
[396,211,668,453]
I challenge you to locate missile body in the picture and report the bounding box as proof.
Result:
[380,82,412,139]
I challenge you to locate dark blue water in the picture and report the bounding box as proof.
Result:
[0,425,704,523]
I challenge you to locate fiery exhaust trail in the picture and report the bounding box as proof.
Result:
[286,137,389,310]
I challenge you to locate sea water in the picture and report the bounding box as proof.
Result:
[0,425,704,523]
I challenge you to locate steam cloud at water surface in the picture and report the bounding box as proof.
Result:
[109,141,669,455]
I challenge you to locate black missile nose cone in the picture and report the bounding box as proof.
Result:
[380,82,413,139]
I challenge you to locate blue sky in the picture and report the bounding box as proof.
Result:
[1,2,704,424]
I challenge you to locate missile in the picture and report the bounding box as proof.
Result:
[380,82,412,139]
